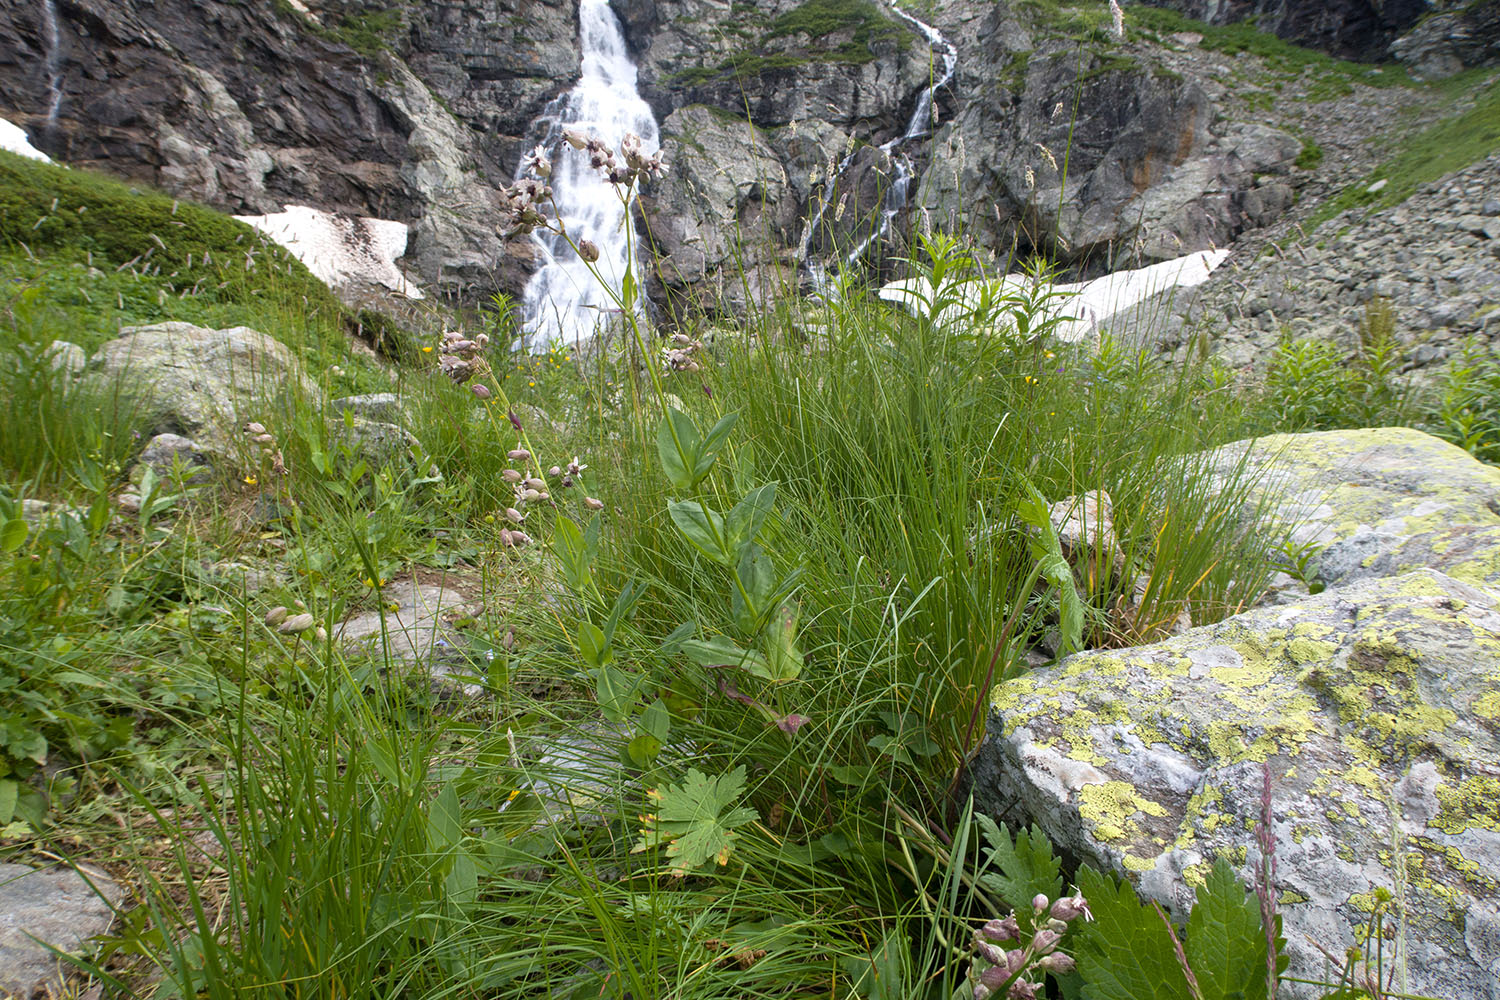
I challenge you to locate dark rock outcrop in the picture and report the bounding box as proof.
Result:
[1140,0,1428,61]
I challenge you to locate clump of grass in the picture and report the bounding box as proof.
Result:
[670,0,911,86]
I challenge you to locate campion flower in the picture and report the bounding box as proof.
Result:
[562,127,589,150]
[521,143,552,178]
[471,384,492,400]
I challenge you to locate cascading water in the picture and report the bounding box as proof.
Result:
[40,0,64,128]
[518,0,660,349]
[798,6,956,286]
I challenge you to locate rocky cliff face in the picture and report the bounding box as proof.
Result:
[0,0,1463,323]
[1140,0,1428,61]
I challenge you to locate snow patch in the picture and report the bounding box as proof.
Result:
[879,249,1230,344]
[1,118,52,163]
[234,205,424,299]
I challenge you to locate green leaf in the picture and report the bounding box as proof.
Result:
[1075,865,1192,1000]
[732,542,778,635]
[1185,858,1272,1000]
[973,814,1063,925]
[554,514,594,594]
[668,499,731,565]
[694,412,739,484]
[726,481,776,555]
[0,518,26,553]
[0,779,16,824]
[657,409,702,491]
[592,663,643,722]
[633,766,758,875]
[427,782,462,854]
[680,636,770,676]
[761,603,803,682]
[626,732,662,766]
[577,622,612,669]
[1016,478,1084,656]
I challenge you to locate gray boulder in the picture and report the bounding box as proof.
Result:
[89,322,315,458]
[132,432,216,485]
[0,863,122,999]
[973,427,1500,999]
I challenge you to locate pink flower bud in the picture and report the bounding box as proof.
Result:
[471,384,492,400]
[1037,953,1075,975]
[509,531,532,546]
[1031,929,1061,955]
[1032,894,1049,914]
[505,507,524,523]
[980,916,1019,943]
[1049,895,1091,922]
[974,941,1006,966]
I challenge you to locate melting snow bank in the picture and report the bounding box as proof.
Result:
[878,249,1230,344]
[234,205,424,299]
[1,118,52,163]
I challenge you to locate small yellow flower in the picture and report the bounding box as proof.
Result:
[422,345,434,353]
[243,475,257,485]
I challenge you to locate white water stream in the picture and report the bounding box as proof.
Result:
[800,5,957,287]
[518,0,660,349]
[40,0,64,128]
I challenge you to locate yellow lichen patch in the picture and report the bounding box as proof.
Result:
[1122,853,1157,872]
[1432,775,1500,834]
[1287,637,1338,665]
[1473,690,1500,722]
[1077,780,1167,845]
[1176,784,1230,850]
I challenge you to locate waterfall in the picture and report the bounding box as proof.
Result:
[40,0,64,128]
[518,0,660,349]
[798,6,957,286]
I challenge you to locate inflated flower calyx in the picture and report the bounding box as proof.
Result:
[507,449,531,462]
[264,606,289,626]
[577,239,600,263]
[502,469,523,483]
[278,613,316,634]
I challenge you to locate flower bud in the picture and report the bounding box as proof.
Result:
[974,941,1006,966]
[279,613,316,634]
[980,916,1019,943]
[502,469,523,483]
[1037,953,1075,975]
[577,239,600,263]
[505,507,524,523]
[314,626,328,643]
[524,477,545,490]
[1031,929,1061,955]
[521,488,542,502]
[265,606,289,626]
[501,629,515,651]
[507,448,531,462]
[245,422,267,435]
[1032,894,1049,914]
[548,466,562,478]
[253,433,275,444]
[583,496,604,511]
[471,384,492,400]
[1049,895,1091,922]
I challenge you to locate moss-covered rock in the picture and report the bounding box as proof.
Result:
[974,427,1500,999]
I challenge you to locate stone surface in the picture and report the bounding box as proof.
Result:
[88,323,314,458]
[329,392,405,424]
[0,863,121,999]
[973,427,1500,1000]
[336,578,479,691]
[44,340,86,377]
[132,432,215,485]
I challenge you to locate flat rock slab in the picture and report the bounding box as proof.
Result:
[0,864,121,999]
[336,579,479,689]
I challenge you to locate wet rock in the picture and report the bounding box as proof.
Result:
[0,863,122,999]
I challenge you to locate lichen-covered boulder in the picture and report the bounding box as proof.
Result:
[1214,427,1500,591]
[973,570,1500,999]
[974,427,1500,999]
[89,322,315,458]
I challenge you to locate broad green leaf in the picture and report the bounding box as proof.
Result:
[694,412,740,484]
[640,698,671,742]
[621,269,638,310]
[1075,865,1192,1000]
[427,782,462,854]
[577,622,612,669]
[732,542,778,635]
[973,815,1064,930]
[633,765,758,874]
[726,481,777,554]
[657,408,702,491]
[680,636,770,676]
[0,518,26,553]
[668,499,731,564]
[592,663,643,722]
[761,602,802,682]
[1016,478,1084,655]
[626,732,662,766]
[0,779,16,824]
[602,578,640,644]
[554,514,594,594]
[1185,858,1274,1000]
[444,849,479,907]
